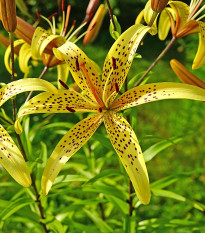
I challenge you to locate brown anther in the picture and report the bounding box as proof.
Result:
[114,82,119,93]
[112,57,117,70]
[48,12,58,20]
[75,57,80,71]
[59,80,69,89]
[86,12,94,23]
[36,9,41,21]
[98,107,102,113]
[61,0,65,12]
[66,106,76,112]
[72,20,77,27]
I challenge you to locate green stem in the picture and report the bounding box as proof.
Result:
[105,0,116,31]
[128,180,134,216]
[0,115,12,125]
[25,66,49,102]
[134,36,176,87]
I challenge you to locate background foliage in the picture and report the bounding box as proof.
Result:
[0,0,205,232]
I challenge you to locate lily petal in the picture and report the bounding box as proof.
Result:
[16,89,98,121]
[0,124,31,187]
[104,111,150,204]
[192,21,205,69]
[158,8,175,40]
[111,82,205,111]
[0,78,58,107]
[57,64,70,89]
[41,113,103,195]
[102,24,150,106]
[53,42,103,101]
[19,42,32,74]
[31,27,65,60]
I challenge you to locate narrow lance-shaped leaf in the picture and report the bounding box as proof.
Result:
[111,82,205,111]
[42,113,103,195]
[0,124,31,187]
[0,78,58,107]
[104,111,150,205]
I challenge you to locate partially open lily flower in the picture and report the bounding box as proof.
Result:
[158,0,205,69]
[14,23,205,204]
[0,78,57,186]
[170,59,205,88]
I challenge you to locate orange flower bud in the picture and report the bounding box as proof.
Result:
[86,0,101,16]
[170,59,205,89]
[0,0,17,32]
[151,0,169,13]
[14,17,35,44]
[83,4,107,45]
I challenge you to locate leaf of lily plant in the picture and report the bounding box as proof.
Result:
[41,114,103,195]
[0,124,31,187]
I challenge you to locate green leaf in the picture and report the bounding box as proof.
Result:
[109,15,121,40]
[92,132,113,150]
[144,136,183,162]
[152,189,205,211]
[128,71,151,89]
[105,195,129,215]
[54,174,88,184]
[41,217,66,233]
[84,209,113,232]
[85,169,123,185]
[0,198,35,220]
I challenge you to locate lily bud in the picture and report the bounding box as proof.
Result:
[83,4,107,45]
[14,17,35,44]
[86,0,101,16]
[0,0,17,32]
[170,59,205,89]
[151,0,169,13]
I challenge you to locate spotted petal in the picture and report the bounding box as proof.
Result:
[192,22,205,69]
[104,112,150,204]
[31,27,66,60]
[41,113,103,195]
[0,78,58,107]
[102,24,150,106]
[111,82,205,111]
[53,42,103,101]
[0,124,31,187]
[57,64,70,89]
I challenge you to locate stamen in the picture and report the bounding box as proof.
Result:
[112,57,117,70]
[98,107,102,113]
[62,5,71,37]
[189,0,203,20]
[62,0,65,12]
[36,9,41,22]
[40,15,54,31]
[66,21,87,41]
[59,80,69,89]
[114,82,119,93]
[65,20,76,39]
[66,106,76,112]
[75,57,80,71]
[48,12,58,20]
[80,62,105,107]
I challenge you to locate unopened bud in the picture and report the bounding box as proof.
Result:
[86,0,101,16]
[151,0,169,13]
[83,4,107,45]
[14,16,35,44]
[109,15,121,40]
[170,59,205,89]
[0,0,17,32]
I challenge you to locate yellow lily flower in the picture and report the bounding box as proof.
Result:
[158,0,205,69]
[170,59,205,88]
[0,78,58,186]
[15,24,205,204]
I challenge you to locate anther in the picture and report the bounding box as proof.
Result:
[112,57,117,70]
[62,0,65,12]
[48,12,58,20]
[114,82,119,93]
[98,107,102,113]
[75,57,80,71]
[59,80,69,89]
[66,106,76,112]
[36,9,41,21]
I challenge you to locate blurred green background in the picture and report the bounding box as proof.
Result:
[0,0,205,232]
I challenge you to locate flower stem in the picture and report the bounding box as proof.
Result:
[128,180,134,216]
[105,0,116,31]
[25,66,49,102]
[134,36,176,87]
